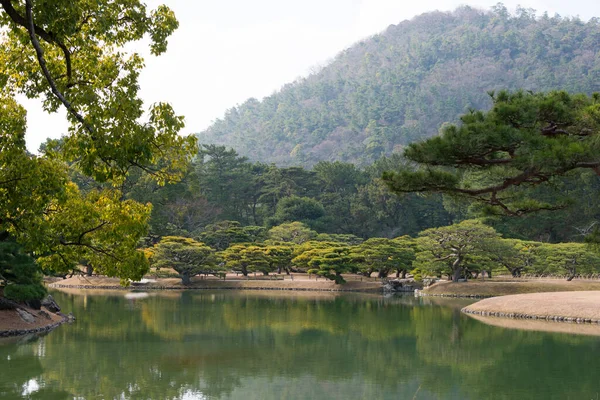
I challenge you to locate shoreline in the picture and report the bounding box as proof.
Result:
[0,307,69,338]
[47,275,386,293]
[0,315,68,338]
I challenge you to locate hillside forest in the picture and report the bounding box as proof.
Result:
[200,5,600,166]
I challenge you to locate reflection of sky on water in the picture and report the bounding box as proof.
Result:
[124,292,151,300]
[21,379,39,396]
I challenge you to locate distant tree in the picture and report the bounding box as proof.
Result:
[194,145,259,223]
[199,221,265,251]
[301,246,352,284]
[415,220,499,282]
[538,242,600,281]
[220,244,270,276]
[486,239,541,277]
[150,237,220,284]
[269,196,325,227]
[291,241,346,272]
[258,166,320,216]
[263,245,294,274]
[350,238,415,278]
[313,162,368,233]
[391,236,418,278]
[315,233,364,245]
[268,222,317,244]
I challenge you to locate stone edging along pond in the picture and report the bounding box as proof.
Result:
[414,290,492,299]
[0,314,69,338]
[461,307,600,325]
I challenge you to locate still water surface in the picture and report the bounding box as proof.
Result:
[1,290,600,400]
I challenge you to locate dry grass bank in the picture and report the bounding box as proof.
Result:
[463,291,600,322]
[423,279,600,297]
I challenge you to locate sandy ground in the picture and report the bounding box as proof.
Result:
[423,279,600,297]
[48,274,384,292]
[0,306,65,333]
[463,291,600,321]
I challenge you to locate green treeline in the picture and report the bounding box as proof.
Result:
[125,143,600,245]
[126,144,450,240]
[145,219,600,284]
[199,5,600,166]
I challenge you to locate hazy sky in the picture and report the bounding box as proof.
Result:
[21,0,600,152]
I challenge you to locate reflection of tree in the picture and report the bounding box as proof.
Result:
[1,291,600,399]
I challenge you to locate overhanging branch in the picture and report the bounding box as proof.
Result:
[23,0,95,136]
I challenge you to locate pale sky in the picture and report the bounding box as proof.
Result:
[20,0,600,152]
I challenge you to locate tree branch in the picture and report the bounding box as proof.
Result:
[0,0,72,81]
[23,0,95,135]
[75,221,109,244]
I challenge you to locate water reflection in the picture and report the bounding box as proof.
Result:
[1,290,599,399]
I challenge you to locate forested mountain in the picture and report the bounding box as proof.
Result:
[198,5,600,166]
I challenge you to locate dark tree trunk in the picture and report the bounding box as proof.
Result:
[452,269,461,282]
[452,257,463,282]
[377,270,388,279]
[181,272,191,285]
[401,270,407,279]
[396,270,400,278]
[86,265,93,277]
[241,266,248,276]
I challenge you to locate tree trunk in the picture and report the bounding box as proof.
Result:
[377,270,388,279]
[241,266,248,276]
[86,264,93,276]
[396,270,400,278]
[181,272,191,285]
[452,268,461,282]
[452,257,462,282]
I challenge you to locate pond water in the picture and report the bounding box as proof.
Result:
[1,290,600,399]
